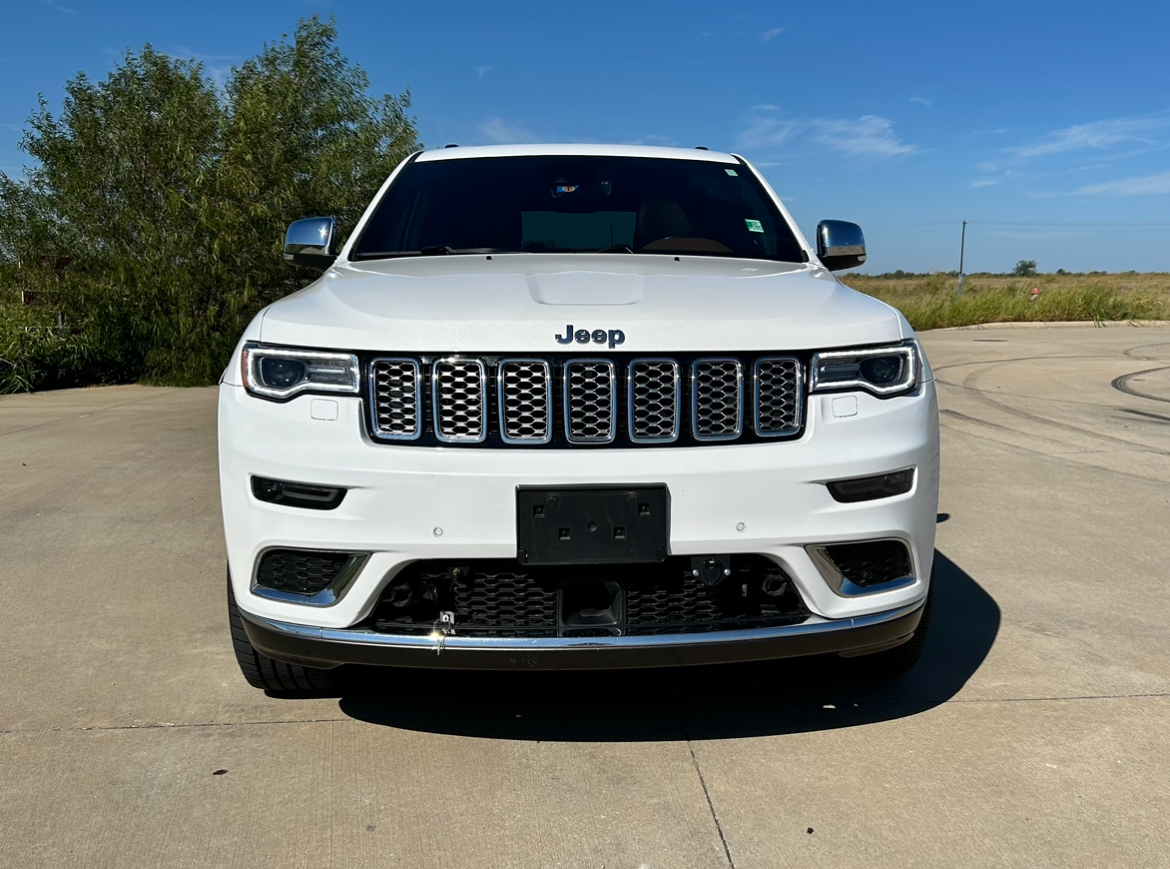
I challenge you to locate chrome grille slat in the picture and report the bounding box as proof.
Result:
[369,358,421,440]
[498,359,552,444]
[628,359,680,443]
[432,357,487,443]
[564,359,617,443]
[692,358,743,441]
[754,356,803,436]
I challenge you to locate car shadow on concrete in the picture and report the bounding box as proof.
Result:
[334,550,998,741]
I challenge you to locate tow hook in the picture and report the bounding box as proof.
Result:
[692,555,732,587]
[431,611,456,655]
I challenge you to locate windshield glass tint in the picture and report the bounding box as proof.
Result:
[352,156,804,262]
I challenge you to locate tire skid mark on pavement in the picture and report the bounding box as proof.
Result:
[938,409,1166,486]
[942,354,1170,457]
[0,388,181,440]
[1111,365,1170,404]
[1122,341,1170,361]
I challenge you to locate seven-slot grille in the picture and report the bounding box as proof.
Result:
[368,354,804,447]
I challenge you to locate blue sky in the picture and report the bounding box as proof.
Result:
[3,0,1169,273]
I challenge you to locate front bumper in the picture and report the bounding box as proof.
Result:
[219,377,940,634]
[241,599,925,670]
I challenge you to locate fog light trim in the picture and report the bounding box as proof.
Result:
[826,468,914,503]
[807,538,916,597]
[251,475,347,510]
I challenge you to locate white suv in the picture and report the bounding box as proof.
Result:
[219,144,939,693]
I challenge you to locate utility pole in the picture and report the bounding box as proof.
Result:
[957,220,967,298]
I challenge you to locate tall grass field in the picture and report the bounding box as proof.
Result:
[841,272,1170,331]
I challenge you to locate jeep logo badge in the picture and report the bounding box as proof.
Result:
[556,325,625,349]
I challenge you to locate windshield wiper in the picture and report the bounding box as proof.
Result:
[353,246,509,260]
[598,244,633,253]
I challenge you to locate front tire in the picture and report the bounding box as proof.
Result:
[841,584,933,679]
[227,571,339,694]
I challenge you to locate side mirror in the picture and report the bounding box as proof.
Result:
[283,217,337,270]
[816,220,866,272]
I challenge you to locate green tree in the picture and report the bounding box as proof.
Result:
[1012,259,1038,276]
[0,16,419,391]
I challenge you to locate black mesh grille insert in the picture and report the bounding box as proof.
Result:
[754,357,802,436]
[625,556,802,634]
[823,540,913,587]
[368,556,809,637]
[255,550,351,596]
[499,360,552,442]
[454,571,560,627]
[628,359,680,442]
[433,358,486,442]
[565,360,616,443]
[370,358,420,438]
[692,358,743,440]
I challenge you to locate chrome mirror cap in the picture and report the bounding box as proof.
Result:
[816,220,866,272]
[283,217,337,270]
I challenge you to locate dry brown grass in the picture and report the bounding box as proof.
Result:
[840,272,1170,330]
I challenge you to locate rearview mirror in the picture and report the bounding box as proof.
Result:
[283,217,337,270]
[816,220,866,272]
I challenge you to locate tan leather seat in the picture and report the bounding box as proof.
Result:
[634,200,691,249]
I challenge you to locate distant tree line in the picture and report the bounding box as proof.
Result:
[858,266,1132,279]
[0,16,419,393]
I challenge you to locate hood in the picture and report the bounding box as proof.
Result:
[259,254,904,352]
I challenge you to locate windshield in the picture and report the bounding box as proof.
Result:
[351,155,805,262]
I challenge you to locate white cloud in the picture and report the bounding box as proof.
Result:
[476,117,539,145]
[171,49,241,90]
[1013,115,1165,158]
[970,178,1001,188]
[40,0,75,12]
[737,106,915,161]
[760,27,785,43]
[1076,171,1170,196]
[737,106,798,150]
[622,134,678,146]
[475,65,493,78]
[909,96,934,108]
[812,115,916,158]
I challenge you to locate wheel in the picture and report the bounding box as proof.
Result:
[841,583,934,679]
[227,570,339,694]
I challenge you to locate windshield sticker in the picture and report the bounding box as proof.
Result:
[725,169,738,176]
[556,185,578,194]
[744,219,764,233]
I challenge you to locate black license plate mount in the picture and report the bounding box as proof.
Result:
[517,485,669,565]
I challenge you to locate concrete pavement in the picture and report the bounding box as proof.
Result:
[1,325,1168,868]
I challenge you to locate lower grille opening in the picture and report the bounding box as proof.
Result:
[822,540,913,589]
[368,555,809,637]
[255,549,355,596]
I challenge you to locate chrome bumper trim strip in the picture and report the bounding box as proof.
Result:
[245,599,925,651]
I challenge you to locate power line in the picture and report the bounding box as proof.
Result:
[971,220,1170,227]
[869,220,1170,228]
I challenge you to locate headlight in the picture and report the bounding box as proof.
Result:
[810,342,918,396]
[241,343,360,400]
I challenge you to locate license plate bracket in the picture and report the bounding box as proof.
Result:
[517,485,669,565]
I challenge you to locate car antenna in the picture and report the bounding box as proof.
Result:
[694,146,708,150]
[444,143,459,148]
